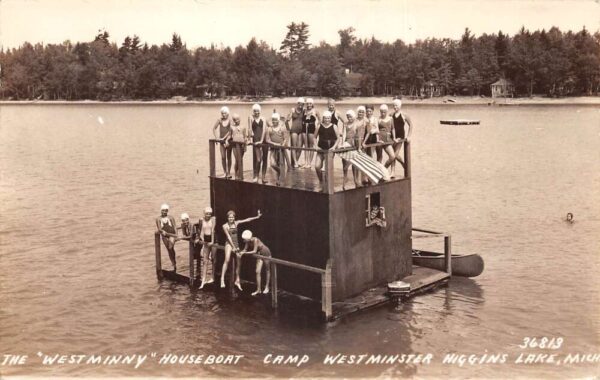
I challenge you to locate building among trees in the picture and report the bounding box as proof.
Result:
[491,78,514,98]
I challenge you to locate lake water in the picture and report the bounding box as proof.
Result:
[0,103,599,378]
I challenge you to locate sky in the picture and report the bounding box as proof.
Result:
[0,0,599,50]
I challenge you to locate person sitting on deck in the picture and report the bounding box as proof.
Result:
[248,104,268,183]
[314,111,341,185]
[198,207,217,288]
[212,106,233,179]
[392,98,412,177]
[222,209,263,290]
[155,204,178,272]
[341,109,362,189]
[179,213,201,276]
[286,97,305,168]
[266,113,287,186]
[230,114,248,180]
[377,104,397,174]
[301,98,320,169]
[366,206,387,228]
[239,230,272,296]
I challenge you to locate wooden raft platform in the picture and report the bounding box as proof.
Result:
[331,266,450,320]
[440,119,480,125]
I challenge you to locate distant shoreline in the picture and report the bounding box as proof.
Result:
[1,96,599,106]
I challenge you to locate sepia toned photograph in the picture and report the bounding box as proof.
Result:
[0,0,599,378]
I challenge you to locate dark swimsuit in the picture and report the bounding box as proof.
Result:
[302,113,317,134]
[251,118,264,143]
[219,119,232,142]
[289,109,303,134]
[393,113,406,140]
[318,124,337,150]
[227,223,239,248]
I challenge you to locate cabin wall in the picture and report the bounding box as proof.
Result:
[210,178,329,299]
[329,179,412,301]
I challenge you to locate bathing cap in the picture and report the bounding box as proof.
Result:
[393,99,402,108]
[346,110,356,118]
[181,213,189,220]
[306,98,314,104]
[357,105,366,113]
[322,110,332,118]
[227,210,235,217]
[380,104,388,111]
[327,98,335,105]
[160,204,169,211]
[220,106,230,114]
[204,207,213,213]
[242,230,252,240]
[297,97,305,103]
[252,103,261,111]
[272,112,280,119]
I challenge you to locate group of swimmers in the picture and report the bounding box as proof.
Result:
[155,204,271,295]
[213,97,412,188]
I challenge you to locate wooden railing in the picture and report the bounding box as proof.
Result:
[411,227,452,274]
[208,139,411,193]
[155,232,334,320]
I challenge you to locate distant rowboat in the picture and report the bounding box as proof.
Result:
[440,119,480,125]
[412,250,484,277]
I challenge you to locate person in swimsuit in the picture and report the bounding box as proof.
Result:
[362,105,380,160]
[391,98,412,176]
[301,98,320,168]
[179,212,202,276]
[286,97,305,168]
[222,209,263,290]
[341,109,361,189]
[212,106,233,178]
[314,111,341,184]
[327,98,345,129]
[248,103,268,183]
[239,230,272,296]
[377,104,397,171]
[198,207,217,289]
[155,204,178,272]
[266,112,287,186]
[230,114,248,180]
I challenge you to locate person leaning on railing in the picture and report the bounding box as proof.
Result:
[341,109,362,189]
[179,213,202,276]
[392,98,412,177]
[239,229,272,296]
[266,113,287,186]
[155,204,178,272]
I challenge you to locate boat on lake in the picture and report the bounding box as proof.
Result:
[412,250,484,277]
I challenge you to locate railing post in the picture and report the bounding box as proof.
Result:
[403,140,411,178]
[444,235,452,275]
[321,259,333,321]
[155,233,163,280]
[188,240,195,287]
[229,254,236,296]
[209,141,216,177]
[323,150,335,194]
[270,262,278,309]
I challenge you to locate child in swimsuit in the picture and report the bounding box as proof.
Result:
[212,106,233,178]
[230,114,247,180]
[221,209,263,289]
[155,204,177,272]
[198,207,217,288]
[179,212,202,276]
[239,230,272,296]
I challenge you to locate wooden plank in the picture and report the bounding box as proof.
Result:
[155,233,163,280]
[188,240,195,287]
[209,141,216,177]
[324,151,335,194]
[271,262,278,308]
[444,235,452,274]
[322,259,333,320]
[404,140,411,178]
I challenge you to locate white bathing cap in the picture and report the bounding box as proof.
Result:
[306,98,314,104]
[181,213,189,220]
[204,206,213,213]
[322,110,332,118]
[272,112,280,119]
[357,105,366,113]
[242,230,253,240]
[297,97,305,103]
[220,106,230,114]
[393,99,402,108]
[160,203,169,211]
[346,110,356,118]
[252,103,261,111]
[380,104,388,111]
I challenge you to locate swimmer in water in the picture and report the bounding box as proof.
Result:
[239,230,272,295]
[155,204,178,272]
[566,213,574,223]
[222,209,263,290]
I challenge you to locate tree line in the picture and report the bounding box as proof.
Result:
[0,23,598,100]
